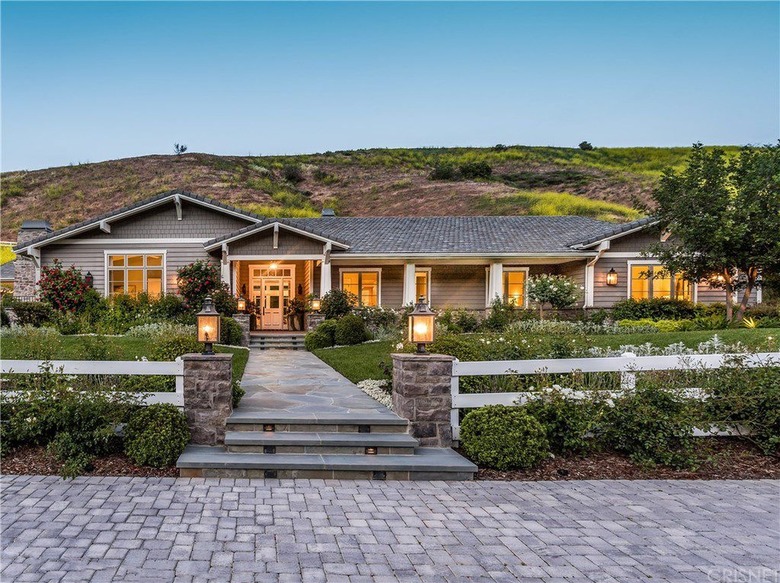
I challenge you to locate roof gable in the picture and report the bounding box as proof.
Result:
[204,219,350,251]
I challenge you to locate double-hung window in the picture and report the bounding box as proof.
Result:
[341,270,380,307]
[107,253,165,297]
[629,263,692,301]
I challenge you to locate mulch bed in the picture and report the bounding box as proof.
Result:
[0,446,178,478]
[468,438,780,481]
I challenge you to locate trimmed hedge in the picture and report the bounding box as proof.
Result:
[124,404,190,467]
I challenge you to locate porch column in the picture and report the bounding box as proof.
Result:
[402,262,417,306]
[319,243,332,296]
[220,244,231,290]
[487,262,503,306]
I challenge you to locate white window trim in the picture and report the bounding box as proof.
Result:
[415,267,432,305]
[626,260,697,303]
[339,268,382,307]
[104,250,167,297]
[485,266,530,308]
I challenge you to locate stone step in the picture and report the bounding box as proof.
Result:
[224,430,418,455]
[226,411,409,434]
[177,445,477,480]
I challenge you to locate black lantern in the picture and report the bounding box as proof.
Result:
[84,271,94,288]
[197,296,221,355]
[606,268,618,286]
[236,296,247,313]
[408,295,436,354]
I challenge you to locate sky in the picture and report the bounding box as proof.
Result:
[1,1,778,171]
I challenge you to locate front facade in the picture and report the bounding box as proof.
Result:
[13,190,752,330]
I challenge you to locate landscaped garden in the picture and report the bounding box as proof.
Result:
[0,260,249,478]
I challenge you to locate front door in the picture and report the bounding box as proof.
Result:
[261,278,285,330]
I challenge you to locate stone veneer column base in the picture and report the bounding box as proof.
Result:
[182,353,233,445]
[233,313,251,347]
[391,353,455,448]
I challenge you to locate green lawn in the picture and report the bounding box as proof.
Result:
[0,335,249,381]
[312,329,780,383]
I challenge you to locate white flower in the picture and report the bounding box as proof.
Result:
[395,342,404,350]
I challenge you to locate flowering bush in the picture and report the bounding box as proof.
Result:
[176,260,236,315]
[526,274,581,319]
[38,260,91,312]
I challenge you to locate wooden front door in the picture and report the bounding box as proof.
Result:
[251,265,295,330]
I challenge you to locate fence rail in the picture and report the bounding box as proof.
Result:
[0,359,185,406]
[450,351,780,440]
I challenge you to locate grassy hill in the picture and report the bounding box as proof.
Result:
[0,145,740,240]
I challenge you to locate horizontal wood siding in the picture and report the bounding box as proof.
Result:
[77,200,253,240]
[229,229,324,256]
[607,229,661,253]
[41,242,213,295]
[556,260,587,308]
[592,256,629,308]
[430,265,486,310]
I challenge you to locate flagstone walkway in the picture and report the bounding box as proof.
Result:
[1,476,777,582]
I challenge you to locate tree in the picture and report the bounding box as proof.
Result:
[526,274,581,319]
[173,143,188,155]
[578,141,594,151]
[648,143,780,323]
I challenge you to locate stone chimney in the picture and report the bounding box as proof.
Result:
[14,220,52,299]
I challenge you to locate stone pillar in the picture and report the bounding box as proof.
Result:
[182,353,233,445]
[233,313,251,346]
[13,221,52,299]
[306,313,325,331]
[391,353,455,448]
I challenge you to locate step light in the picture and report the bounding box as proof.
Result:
[264,470,277,479]
[358,425,371,433]
[372,471,386,481]
[264,446,276,454]
[365,446,378,455]
[263,424,275,432]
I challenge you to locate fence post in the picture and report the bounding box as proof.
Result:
[620,351,637,390]
[391,353,455,447]
[182,353,233,445]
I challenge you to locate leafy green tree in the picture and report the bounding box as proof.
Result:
[648,143,780,323]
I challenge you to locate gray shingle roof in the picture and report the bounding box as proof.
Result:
[14,190,261,251]
[207,216,619,255]
[569,216,659,249]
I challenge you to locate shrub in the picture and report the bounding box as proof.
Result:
[354,306,401,334]
[176,260,222,311]
[524,390,605,455]
[305,319,338,350]
[12,301,54,327]
[606,386,697,469]
[611,298,699,321]
[124,404,190,467]
[320,289,357,319]
[459,161,492,180]
[526,274,581,318]
[281,164,305,184]
[220,317,243,346]
[79,335,120,360]
[438,308,480,334]
[617,318,693,332]
[149,293,187,320]
[334,314,369,345]
[0,307,8,327]
[429,163,458,181]
[482,297,519,331]
[151,334,201,361]
[232,379,246,408]
[578,141,594,151]
[460,405,549,470]
[38,260,91,312]
[125,322,196,338]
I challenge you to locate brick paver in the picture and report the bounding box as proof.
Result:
[1,476,777,582]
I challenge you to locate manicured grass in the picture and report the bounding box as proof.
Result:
[313,341,396,383]
[312,329,780,383]
[0,335,250,381]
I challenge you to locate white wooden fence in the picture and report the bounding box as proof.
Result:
[450,352,780,440]
[0,359,185,407]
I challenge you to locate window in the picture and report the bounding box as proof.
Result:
[503,270,527,305]
[341,270,380,306]
[415,270,430,303]
[107,253,164,297]
[630,264,692,301]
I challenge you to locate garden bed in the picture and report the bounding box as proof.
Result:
[468,439,780,481]
[0,445,179,478]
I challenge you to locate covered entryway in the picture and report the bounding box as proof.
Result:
[249,264,295,330]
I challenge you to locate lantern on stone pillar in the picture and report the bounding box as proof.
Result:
[197,296,221,355]
[408,296,436,354]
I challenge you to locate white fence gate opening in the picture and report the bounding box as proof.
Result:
[450,352,780,440]
[1,359,185,407]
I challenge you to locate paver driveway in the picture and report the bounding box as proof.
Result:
[1,476,777,583]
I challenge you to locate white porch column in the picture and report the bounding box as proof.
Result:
[402,262,417,306]
[584,264,595,307]
[319,243,332,296]
[487,262,503,306]
[220,244,231,290]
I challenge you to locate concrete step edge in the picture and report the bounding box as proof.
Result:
[224,431,419,447]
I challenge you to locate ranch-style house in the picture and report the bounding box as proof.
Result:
[12,190,758,330]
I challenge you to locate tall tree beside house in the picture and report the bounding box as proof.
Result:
[648,143,780,323]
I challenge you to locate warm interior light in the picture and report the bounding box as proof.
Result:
[236,297,247,312]
[408,296,436,353]
[310,297,321,312]
[270,262,278,270]
[413,321,429,336]
[197,297,221,355]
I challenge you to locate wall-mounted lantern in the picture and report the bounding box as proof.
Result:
[236,296,247,313]
[408,295,436,354]
[606,268,618,287]
[197,296,221,355]
[84,271,94,288]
